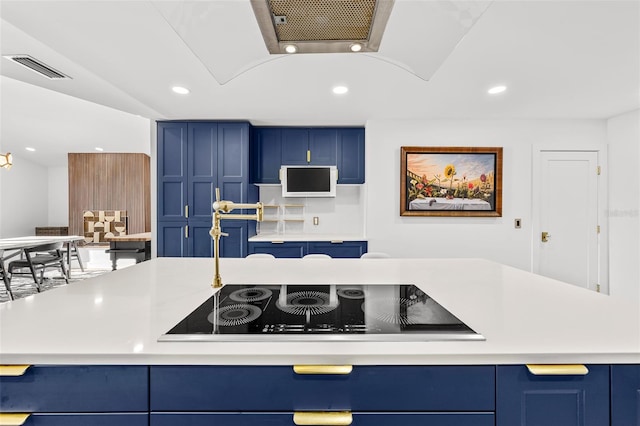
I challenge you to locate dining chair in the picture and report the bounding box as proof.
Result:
[66,240,85,272]
[246,253,276,259]
[8,242,69,292]
[302,254,332,259]
[360,252,391,259]
[0,254,13,301]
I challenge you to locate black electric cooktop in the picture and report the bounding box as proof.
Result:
[158,284,484,342]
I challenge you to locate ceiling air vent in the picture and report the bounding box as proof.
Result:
[251,0,394,54]
[3,55,71,79]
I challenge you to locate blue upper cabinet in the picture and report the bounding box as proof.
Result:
[157,121,250,258]
[281,128,310,165]
[251,128,281,184]
[308,128,338,165]
[251,127,364,184]
[337,128,365,184]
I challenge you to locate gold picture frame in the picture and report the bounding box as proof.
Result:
[400,146,503,217]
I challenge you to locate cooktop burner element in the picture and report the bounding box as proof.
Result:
[159,284,485,342]
[336,287,365,299]
[275,290,338,316]
[229,287,273,303]
[207,304,262,327]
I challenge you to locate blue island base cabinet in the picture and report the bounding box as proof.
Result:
[18,414,148,426]
[496,365,610,426]
[611,364,640,426]
[150,413,494,426]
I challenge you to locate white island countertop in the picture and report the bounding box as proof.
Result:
[1,258,638,365]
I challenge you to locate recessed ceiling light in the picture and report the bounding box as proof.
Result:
[488,85,507,95]
[25,147,36,152]
[284,44,298,54]
[172,86,190,95]
[95,147,104,152]
[350,43,363,52]
[332,86,349,95]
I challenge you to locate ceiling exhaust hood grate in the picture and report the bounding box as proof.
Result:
[3,55,71,79]
[251,0,394,54]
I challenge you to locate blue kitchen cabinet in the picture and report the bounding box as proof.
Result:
[16,414,148,426]
[309,128,339,165]
[0,366,148,424]
[157,222,188,257]
[151,413,494,426]
[247,241,307,258]
[247,241,367,258]
[251,127,364,184]
[251,127,281,184]
[157,122,188,221]
[611,364,640,425]
[307,241,368,258]
[337,128,365,184]
[150,365,495,411]
[157,121,250,257]
[281,128,310,165]
[496,365,610,426]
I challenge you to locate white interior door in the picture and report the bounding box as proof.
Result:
[536,151,599,290]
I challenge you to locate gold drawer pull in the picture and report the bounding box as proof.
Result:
[0,365,31,376]
[293,411,352,426]
[526,364,589,376]
[293,365,353,375]
[0,413,31,426]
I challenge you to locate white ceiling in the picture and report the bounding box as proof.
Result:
[1,0,639,166]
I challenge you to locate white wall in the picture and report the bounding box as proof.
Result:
[257,185,365,237]
[364,119,607,272]
[607,109,640,301]
[47,167,68,227]
[0,155,49,237]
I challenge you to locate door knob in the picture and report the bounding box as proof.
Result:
[541,231,551,242]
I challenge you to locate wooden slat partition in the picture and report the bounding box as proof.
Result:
[68,153,150,240]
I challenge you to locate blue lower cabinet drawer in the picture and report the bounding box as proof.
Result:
[150,365,495,411]
[611,364,640,426]
[151,412,494,426]
[0,366,149,412]
[10,413,148,426]
[496,364,610,426]
[248,242,306,258]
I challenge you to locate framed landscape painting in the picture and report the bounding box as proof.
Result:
[400,146,503,217]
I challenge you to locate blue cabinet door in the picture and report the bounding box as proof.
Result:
[252,128,282,183]
[496,365,610,426]
[187,123,217,221]
[248,242,307,258]
[308,241,368,258]
[21,414,148,426]
[157,222,188,257]
[157,122,188,221]
[151,413,494,426]
[309,128,337,165]
[188,221,214,258]
[219,221,249,258]
[0,366,148,413]
[611,364,640,426]
[337,128,365,184]
[281,128,309,165]
[218,122,250,204]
